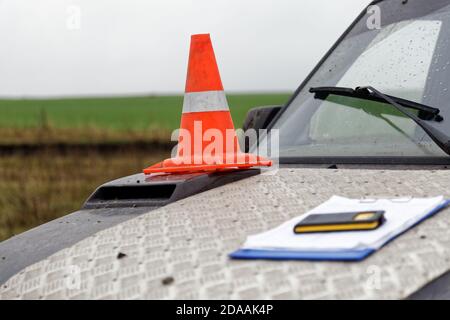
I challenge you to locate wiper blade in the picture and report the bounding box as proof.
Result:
[310,86,442,121]
[309,86,450,156]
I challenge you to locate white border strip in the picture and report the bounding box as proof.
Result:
[182,90,229,113]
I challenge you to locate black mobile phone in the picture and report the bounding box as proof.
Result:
[294,210,385,234]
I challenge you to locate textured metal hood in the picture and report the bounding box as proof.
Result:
[2,167,450,299]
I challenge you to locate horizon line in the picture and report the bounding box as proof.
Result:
[0,90,292,101]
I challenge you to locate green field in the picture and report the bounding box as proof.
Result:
[0,149,168,240]
[0,93,291,240]
[0,93,290,136]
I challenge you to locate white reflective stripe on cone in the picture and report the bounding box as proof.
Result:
[182,90,229,113]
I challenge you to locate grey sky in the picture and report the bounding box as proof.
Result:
[0,0,369,97]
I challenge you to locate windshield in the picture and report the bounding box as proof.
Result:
[271,0,450,159]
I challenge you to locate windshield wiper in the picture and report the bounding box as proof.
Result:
[310,86,442,121]
[309,86,450,156]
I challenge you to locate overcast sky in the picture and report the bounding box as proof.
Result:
[0,0,369,97]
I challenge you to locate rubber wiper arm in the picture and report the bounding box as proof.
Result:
[310,86,450,156]
[310,86,442,121]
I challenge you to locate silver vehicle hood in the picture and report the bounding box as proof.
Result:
[1,167,450,299]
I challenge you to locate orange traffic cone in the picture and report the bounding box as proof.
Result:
[143,34,272,175]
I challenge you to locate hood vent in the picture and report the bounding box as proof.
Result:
[85,184,177,209]
[82,169,259,209]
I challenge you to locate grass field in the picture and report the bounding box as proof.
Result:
[0,93,290,144]
[0,93,290,241]
[0,149,168,241]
